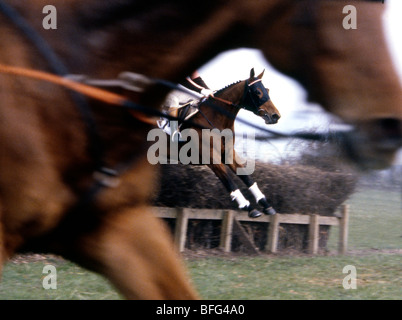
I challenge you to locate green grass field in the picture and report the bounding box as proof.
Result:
[327,188,402,252]
[0,188,401,300]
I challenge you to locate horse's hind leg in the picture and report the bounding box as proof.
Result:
[67,206,199,299]
[208,164,262,218]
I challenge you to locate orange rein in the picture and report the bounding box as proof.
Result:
[209,95,235,107]
[0,63,158,125]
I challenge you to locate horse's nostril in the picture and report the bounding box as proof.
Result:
[272,114,280,121]
[368,118,402,149]
[378,118,401,130]
[376,118,402,140]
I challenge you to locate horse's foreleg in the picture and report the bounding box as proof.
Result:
[69,206,199,300]
[0,221,3,278]
[208,164,262,218]
[241,176,276,216]
[228,153,276,216]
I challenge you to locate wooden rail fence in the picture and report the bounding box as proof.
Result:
[153,204,349,255]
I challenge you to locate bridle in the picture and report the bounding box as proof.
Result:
[241,79,271,115]
[207,79,269,112]
[0,63,161,125]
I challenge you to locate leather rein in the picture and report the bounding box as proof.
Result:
[0,63,158,125]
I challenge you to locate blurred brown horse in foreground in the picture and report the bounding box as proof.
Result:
[0,0,401,299]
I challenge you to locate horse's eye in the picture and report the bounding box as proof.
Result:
[256,88,264,99]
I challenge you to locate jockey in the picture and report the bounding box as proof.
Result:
[160,71,213,141]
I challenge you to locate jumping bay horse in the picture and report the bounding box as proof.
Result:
[160,68,280,218]
[0,0,401,299]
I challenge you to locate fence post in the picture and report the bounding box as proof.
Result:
[308,214,319,254]
[266,214,280,253]
[338,204,349,255]
[220,210,234,252]
[174,208,189,252]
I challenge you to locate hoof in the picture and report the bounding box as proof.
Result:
[264,207,276,215]
[248,209,262,218]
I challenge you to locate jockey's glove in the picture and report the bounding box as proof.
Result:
[200,88,214,97]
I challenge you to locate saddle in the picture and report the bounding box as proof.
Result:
[158,99,199,141]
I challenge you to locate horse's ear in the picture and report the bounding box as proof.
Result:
[250,68,255,79]
[257,69,265,79]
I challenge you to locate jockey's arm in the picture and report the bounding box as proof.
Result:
[182,71,214,96]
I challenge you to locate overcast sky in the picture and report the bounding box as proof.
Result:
[198,0,402,163]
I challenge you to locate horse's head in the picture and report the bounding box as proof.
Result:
[259,1,402,169]
[242,68,281,124]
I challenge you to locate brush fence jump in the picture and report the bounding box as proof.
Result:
[153,205,349,255]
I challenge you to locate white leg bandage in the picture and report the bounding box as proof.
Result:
[249,182,266,202]
[230,189,250,209]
